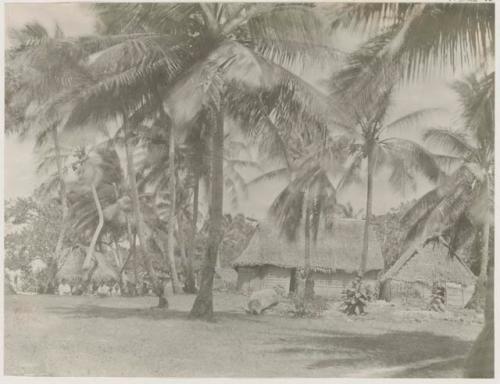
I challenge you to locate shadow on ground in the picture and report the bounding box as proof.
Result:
[46,304,265,323]
[276,328,472,377]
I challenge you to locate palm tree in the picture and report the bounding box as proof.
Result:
[90,3,334,320]
[57,26,188,306]
[268,132,347,301]
[403,72,494,309]
[328,3,494,88]
[65,144,122,283]
[270,163,337,301]
[6,23,93,278]
[26,3,333,319]
[331,77,442,275]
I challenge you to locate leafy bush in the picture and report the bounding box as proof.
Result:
[289,294,329,318]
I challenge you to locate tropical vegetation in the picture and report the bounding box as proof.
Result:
[4,2,494,377]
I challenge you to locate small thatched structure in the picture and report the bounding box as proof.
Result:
[56,249,86,283]
[233,218,384,297]
[56,247,120,284]
[380,241,476,307]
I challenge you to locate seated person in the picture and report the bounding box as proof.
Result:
[429,282,446,312]
[111,283,121,296]
[58,279,72,296]
[97,282,111,297]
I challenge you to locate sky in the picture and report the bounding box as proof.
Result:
[4,3,466,218]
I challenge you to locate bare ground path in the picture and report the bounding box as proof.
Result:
[4,293,481,377]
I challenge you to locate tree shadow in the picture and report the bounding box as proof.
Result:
[397,357,465,378]
[275,328,472,377]
[46,304,265,323]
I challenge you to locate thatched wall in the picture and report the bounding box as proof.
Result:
[381,279,475,307]
[237,265,378,298]
[237,267,261,294]
[260,266,291,291]
[380,241,476,307]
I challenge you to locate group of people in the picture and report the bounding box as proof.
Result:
[54,279,158,297]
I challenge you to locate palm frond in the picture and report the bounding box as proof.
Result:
[423,127,474,157]
[385,108,445,132]
[382,137,442,184]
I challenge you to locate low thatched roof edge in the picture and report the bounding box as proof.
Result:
[232,218,384,273]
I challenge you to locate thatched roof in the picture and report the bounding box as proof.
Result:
[381,241,476,286]
[56,247,120,283]
[56,249,86,283]
[215,267,237,283]
[233,219,384,273]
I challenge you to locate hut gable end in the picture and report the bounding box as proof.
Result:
[381,241,476,286]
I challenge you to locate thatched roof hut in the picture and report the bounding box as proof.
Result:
[56,249,86,283]
[233,218,384,273]
[233,218,384,297]
[380,241,476,307]
[56,247,120,284]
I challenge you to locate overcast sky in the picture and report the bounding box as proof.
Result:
[5,3,466,217]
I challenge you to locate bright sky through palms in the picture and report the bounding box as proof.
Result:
[5,3,465,216]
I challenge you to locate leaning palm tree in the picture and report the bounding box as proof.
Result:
[401,72,494,378]
[402,72,494,308]
[331,74,442,275]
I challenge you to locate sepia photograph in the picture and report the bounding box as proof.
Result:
[3,1,495,379]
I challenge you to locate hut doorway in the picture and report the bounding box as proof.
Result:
[289,268,297,294]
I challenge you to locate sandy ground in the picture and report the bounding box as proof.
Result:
[4,293,483,377]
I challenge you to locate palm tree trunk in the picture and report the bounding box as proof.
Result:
[122,111,167,308]
[304,204,314,301]
[464,266,494,377]
[185,174,199,293]
[167,126,181,293]
[190,105,224,320]
[360,145,374,276]
[83,184,104,282]
[111,234,122,269]
[131,229,138,295]
[50,126,68,283]
[466,221,490,310]
[176,214,193,291]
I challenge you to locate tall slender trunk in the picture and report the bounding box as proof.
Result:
[466,175,491,310]
[464,266,494,377]
[479,221,490,283]
[154,85,180,293]
[466,221,490,310]
[50,127,68,283]
[82,184,104,282]
[167,125,181,293]
[111,235,122,269]
[126,217,136,284]
[184,174,199,293]
[190,105,224,320]
[122,111,167,308]
[304,204,314,301]
[131,230,138,294]
[360,144,374,276]
[177,214,194,293]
